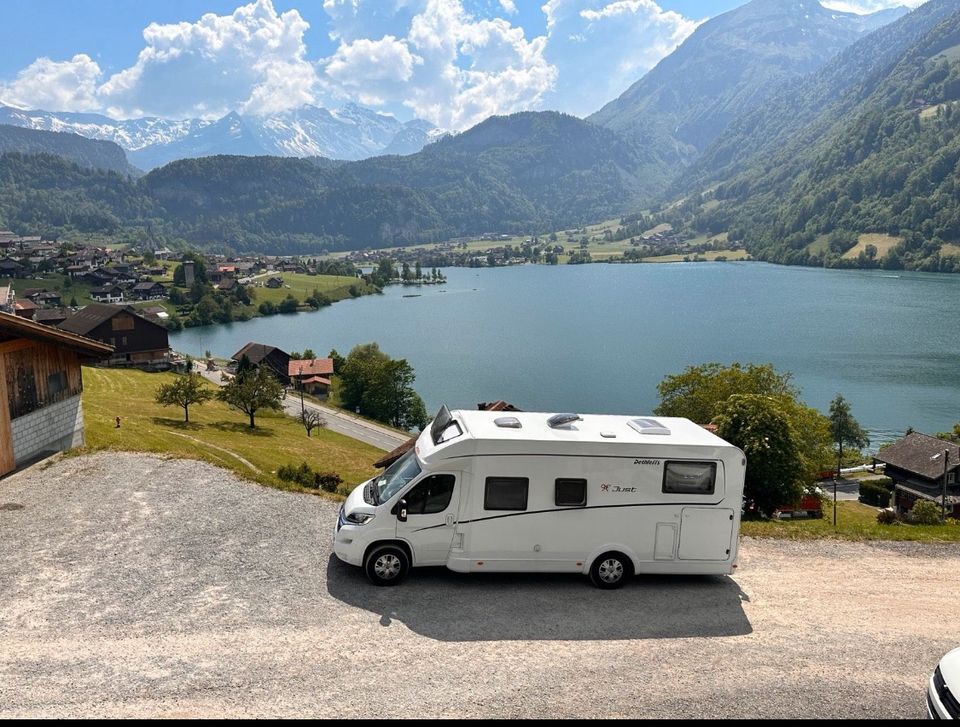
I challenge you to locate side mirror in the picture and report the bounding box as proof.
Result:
[398,499,408,523]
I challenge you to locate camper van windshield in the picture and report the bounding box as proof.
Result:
[376,450,422,503]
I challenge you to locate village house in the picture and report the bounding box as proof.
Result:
[265,276,284,289]
[231,342,291,384]
[0,311,112,477]
[0,258,25,277]
[58,304,171,370]
[873,432,960,518]
[89,285,125,304]
[33,309,71,327]
[13,299,38,319]
[130,281,167,301]
[288,358,334,398]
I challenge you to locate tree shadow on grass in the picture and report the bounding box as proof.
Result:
[207,421,276,437]
[150,417,202,432]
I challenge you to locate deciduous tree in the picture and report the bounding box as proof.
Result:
[155,371,213,423]
[217,365,284,428]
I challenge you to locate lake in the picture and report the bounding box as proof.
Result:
[171,262,960,448]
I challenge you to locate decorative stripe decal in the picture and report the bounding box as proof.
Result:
[409,500,728,531]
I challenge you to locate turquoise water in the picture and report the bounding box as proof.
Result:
[171,262,960,447]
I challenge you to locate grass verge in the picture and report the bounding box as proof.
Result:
[741,500,960,542]
[80,367,381,497]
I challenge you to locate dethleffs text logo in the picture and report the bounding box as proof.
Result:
[634,459,661,466]
[600,483,637,494]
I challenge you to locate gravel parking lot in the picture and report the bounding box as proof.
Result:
[1,452,958,718]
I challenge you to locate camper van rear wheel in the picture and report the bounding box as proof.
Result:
[589,552,632,590]
[365,544,410,586]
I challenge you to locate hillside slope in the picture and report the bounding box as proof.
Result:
[589,0,906,162]
[0,125,138,176]
[666,5,960,273]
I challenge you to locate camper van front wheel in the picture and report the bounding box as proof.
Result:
[589,552,633,590]
[365,544,410,586]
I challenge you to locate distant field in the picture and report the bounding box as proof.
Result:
[248,272,372,306]
[932,43,960,64]
[841,233,901,260]
[941,243,960,258]
[82,367,380,493]
[640,249,750,263]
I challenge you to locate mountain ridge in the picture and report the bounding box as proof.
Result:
[0,103,445,170]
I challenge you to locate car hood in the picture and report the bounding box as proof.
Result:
[940,646,960,693]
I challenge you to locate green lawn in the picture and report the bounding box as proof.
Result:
[741,500,960,542]
[248,273,374,306]
[80,367,381,496]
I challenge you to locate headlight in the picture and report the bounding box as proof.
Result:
[345,512,375,525]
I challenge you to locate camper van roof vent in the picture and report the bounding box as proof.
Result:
[495,416,522,429]
[548,413,582,429]
[628,418,671,436]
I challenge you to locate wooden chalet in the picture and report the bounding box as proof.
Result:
[0,311,112,477]
[232,342,291,384]
[58,304,171,370]
[873,432,960,517]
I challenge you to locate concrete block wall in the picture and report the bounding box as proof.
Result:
[11,394,85,466]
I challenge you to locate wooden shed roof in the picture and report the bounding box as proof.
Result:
[874,432,960,480]
[0,310,113,357]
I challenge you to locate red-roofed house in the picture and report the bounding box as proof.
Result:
[289,358,334,398]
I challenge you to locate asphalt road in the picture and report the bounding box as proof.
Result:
[1,452,957,719]
[197,366,409,452]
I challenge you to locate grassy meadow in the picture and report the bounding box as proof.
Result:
[80,367,381,496]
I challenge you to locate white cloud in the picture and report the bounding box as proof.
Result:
[325,35,421,106]
[0,0,701,126]
[0,54,103,112]
[320,0,557,130]
[540,0,700,116]
[98,0,321,118]
[820,0,924,14]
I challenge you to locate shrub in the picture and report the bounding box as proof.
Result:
[277,461,342,493]
[876,508,900,525]
[859,481,891,507]
[908,499,943,525]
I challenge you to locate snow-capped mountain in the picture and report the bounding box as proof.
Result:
[0,103,444,170]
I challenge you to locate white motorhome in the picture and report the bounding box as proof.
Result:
[334,406,747,588]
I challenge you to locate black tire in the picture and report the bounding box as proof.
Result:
[589,551,633,590]
[364,544,410,586]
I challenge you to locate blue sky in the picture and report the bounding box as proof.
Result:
[0,0,920,128]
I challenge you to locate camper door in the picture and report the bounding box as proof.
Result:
[396,472,463,566]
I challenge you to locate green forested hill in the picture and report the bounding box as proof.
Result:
[0,112,648,252]
[0,124,139,176]
[0,153,155,235]
[680,0,958,192]
[668,5,960,272]
[589,0,905,161]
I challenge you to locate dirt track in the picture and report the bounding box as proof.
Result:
[1,452,957,718]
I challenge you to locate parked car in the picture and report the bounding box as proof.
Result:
[929,646,960,719]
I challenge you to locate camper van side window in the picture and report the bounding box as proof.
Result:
[484,477,529,511]
[555,479,587,507]
[663,461,717,495]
